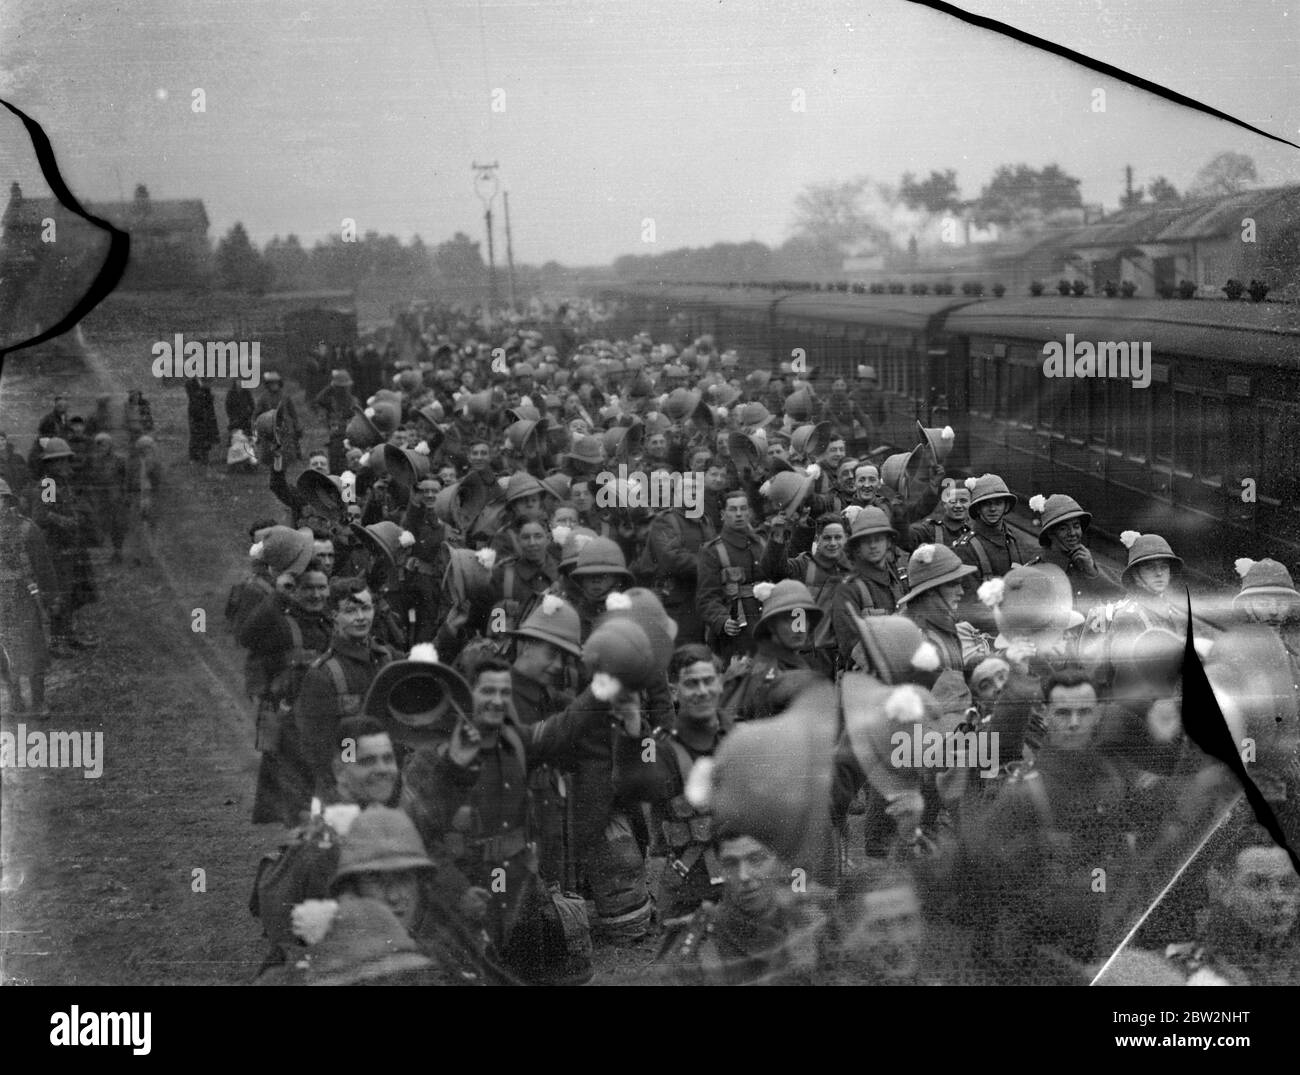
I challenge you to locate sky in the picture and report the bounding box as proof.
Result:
[1,0,1297,266]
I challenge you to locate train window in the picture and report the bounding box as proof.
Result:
[1150,382,1173,464]
[1261,405,1300,505]
[1173,389,1199,475]
[1088,378,1107,445]
[1200,395,1228,484]
[1009,363,1038,428]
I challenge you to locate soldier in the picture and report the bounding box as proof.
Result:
[763,512,852,664]
[256,372,302,462]
[184,376,220,464]
[953,473,1027,633]
[612,644,731,919]
[1026,493,1123,612]
[696,489,770,662]
[1104,532,1188,691]
[506,595,581,887]
[561,536,633,642]
[238,538,332,825]
[641,474,715,645]
[0,432,32,513]
[1163,823,1300,986]
[249,716,400,969]
[825,862,941,984]
[907,480,973,549]
[0,478,55,718]
[977,563,1085,766]
[313,369,361,475]
[85,433,127,563]
[831,506,907,661]
[29,437,98,652]
[896,543,979,672]
[961,665,1136,971]
[397,656,539,973]
[653,828,826,985]
[295,578,397,799]
[489,517,560,639]
[399,477,446,643]
[35,393,71,443]
[721,579,828,721]
[225,382,256,439]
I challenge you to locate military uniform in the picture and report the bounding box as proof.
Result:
[831,559,908,661]
[697,528,771,662]
[907,513,971,551]
[720,640,825,723]
[1164,908,1300,986]
[1027,545,1124,613]
[295,634,396,798]
[490,554,560,636]
[954,519,1028,632]
[401,720,533,956]
[399,499,449,643]
[654,895,827,985]
[644,508,715,645]
[239,596,334,824]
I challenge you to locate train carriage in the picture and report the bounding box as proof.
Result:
[945,298,1300,581]
[607,283,1300,583]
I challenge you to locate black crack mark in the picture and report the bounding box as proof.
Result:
[906,0,1300,151]
[1179,593,1300,873]
[0,98,130,375]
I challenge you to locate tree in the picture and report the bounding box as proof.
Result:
[263,234,311,291]
[1189,152,1258,197]
[1147,176,1181,206]
[215,222,270,293]
[973,163,1083,230]
[899,169,962,215]
[432,232,487,289]
[790,178,893,274]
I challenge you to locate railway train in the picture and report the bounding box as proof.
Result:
[602,283,1300,585]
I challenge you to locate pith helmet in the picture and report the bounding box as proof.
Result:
[300,896,432,986]
[896,543,976,603]
[760,470,813,516]
[582,617,658,696]
[380,443,431,497]
[784,386,815,422]
[754,579,823,636]
[964,473,1017,511]
[1232,558,1300,610]
[39,437,73,461]
[331,808,436,885]
[363,650,474,743]
[598,587,677,674]
[879,453,910,493]
[504,471,546,505]
[1029,493,1091,545]
[570,536,633,581]
[296,468,346,516]
[846,505,896,544]
[355,520,414,568]
[565,436,604,467]
[980,563,1085,635]
[737,401,772,427]
[558,527,598,572]
[848,614,942,685]
[510,594,583,657]
[915,422,955,465]
[1119,531,1183,586]
[252,525,316,576]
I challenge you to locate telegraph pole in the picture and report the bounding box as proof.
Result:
[471,161,500,320]
[503,191,518,313]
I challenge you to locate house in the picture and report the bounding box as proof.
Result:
[1,182,212,292]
